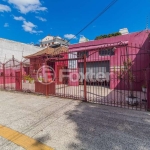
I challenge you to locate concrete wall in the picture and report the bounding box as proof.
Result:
[0,38,42,63]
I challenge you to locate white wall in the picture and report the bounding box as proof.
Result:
[79,36,89,43]
[0,38,42,63]
[119,28,129,35]
[42,36,54,42]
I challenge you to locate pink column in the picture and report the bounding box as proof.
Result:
[68,68,79,86]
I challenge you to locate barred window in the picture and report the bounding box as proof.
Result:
[78,51,89,57]
[99,48,115,56]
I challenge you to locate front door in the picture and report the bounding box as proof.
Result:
[15,72,20,91]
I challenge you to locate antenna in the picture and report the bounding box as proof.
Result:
[12,55,15,66]
[146,16,149,31]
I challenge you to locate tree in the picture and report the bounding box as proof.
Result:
[95,32,121,40]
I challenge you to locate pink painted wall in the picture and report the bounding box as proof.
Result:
[69,31,150,50]
[55,53,68,84]
[0,68,3,85]
[30,53,68,84]
[69,30,150,91]
[68,69,79,86]
[0,68,21,84]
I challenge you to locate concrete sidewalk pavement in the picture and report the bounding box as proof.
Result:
[0,91,150,150]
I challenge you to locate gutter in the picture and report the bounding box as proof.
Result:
[69,41,128,52]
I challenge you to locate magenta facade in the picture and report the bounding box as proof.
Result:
[69,30,150,90]
[29,53,68,84]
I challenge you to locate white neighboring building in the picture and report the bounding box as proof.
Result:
[0,38,42,63]
[40,35,68,48]
[41,35,54,42]
[79,36,89,43]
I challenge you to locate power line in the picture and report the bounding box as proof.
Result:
[53,0,118,55]
[146,16,149,30]
[67,0,118,43]
[0,0,118,60]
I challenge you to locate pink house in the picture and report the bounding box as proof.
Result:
[25,46,68,83]
[69,30,150,91]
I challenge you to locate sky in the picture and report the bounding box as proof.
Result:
[0,0,150,45]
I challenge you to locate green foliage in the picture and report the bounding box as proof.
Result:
[142,84,147,88]
[23,75,30,80]
[23,75,34,83]
[95,32,121,40]
[38,77,42,82]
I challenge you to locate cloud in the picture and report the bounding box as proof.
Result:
[0,4,11,12]
[64,34,77,40]
[7,0,47,14]
[13,15,43,34]
[4,23,9,27]
[22,21,43,34]
[13,16,25,21]
[36,16,47,22]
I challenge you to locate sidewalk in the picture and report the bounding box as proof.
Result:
[0,91,150,150]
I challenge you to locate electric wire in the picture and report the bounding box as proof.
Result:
[1,0,119,146]
[67,0,118,43]
[53,0,118,56]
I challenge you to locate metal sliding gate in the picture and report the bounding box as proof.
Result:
[80,46,150,111]
[46,45,150,111]
[50,57,85,100]
[2,59,21,91]
[0,45,150,111]
[0,62,4,90]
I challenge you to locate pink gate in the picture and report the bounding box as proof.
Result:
[0,46,150,112]
[15,71,21,91]
[0,62,4,90]
[4,59,21,91]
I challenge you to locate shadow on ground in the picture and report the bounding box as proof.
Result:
[65,102,150,150]
[32,134,51,148]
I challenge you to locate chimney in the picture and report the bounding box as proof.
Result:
[79,36,89,43]
[119,28,129,35]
